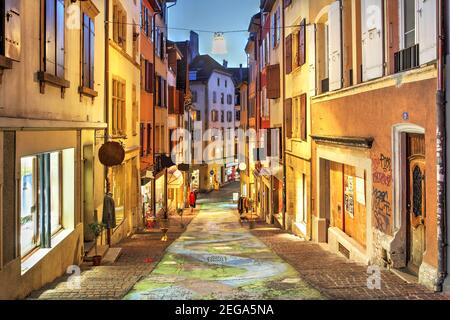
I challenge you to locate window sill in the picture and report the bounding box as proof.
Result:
[21,229,74,275]
[0,55,13,70]
[37,71,70,97]
[79,86,98,98]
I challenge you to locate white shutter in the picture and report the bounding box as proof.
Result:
[308,24,317,97]
[362,0,383,81]
[418,0,437,64]
[328,1,342,91]
[5,0,21,61]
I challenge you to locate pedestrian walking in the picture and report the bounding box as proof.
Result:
[189,190,197,214]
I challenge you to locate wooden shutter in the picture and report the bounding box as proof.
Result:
[89,18,95,88]
[328,0,342,91]
[45,0,56,74]
[285,98,293,139]
[56,0,65,78]
[308,24,317,97]
[82,15,90,87]
[4,0,21,61]
[148,62,154,93]
[299,19,306,66]
[168,86,175,114]
[267,129,272,157]
[418,0,437,64]
[362,0,384,81]
[300,93,307,141]
[285,34,293,74]
[267,64,280,99]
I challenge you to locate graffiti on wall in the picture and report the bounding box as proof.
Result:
[372,188,391,233]
[372,154,392,187]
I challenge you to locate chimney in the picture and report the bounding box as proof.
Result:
[223,60,228,68]
[190,31,199,61]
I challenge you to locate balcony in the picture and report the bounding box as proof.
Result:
[394,44,420,74]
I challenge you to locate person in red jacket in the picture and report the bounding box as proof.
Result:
[189,191,197,214]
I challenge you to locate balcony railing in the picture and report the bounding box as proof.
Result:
[394,44,419,74]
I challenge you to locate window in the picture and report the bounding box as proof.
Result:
[189,71,197,80]
[155,125,160,152]
[292,94,307,141]
[236,110,241,121]
[20,151,64,257]
[82,14,95,89]
[132,84,138,136]
[144,60,154,93]
[227,94,233,105]
[192,90,198,103]
[141,4,152,40]
[221,110,225,123]
[225,80,228,88]
[213,91,217,103]
[227,111,233,123]
[140,123,145,157]
[261,87,269,117]
[403,0,416,49]
[271,6,281,48]
[44,0,65,78]
[146,123,152,155]
[1,0,21,61]
[113,1,127,50]
[156,76,167,107]
[112,78,126,136]
[211,110,219,122]
[221,93,225,104]
[217,78,220,86]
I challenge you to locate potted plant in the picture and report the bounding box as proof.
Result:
[177,207,185,228]
[158,208,170,242]
[89,222,106,266]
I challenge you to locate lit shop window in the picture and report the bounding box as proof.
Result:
[20,151,65,257]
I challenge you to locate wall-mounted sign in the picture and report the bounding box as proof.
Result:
[98,141,125,167]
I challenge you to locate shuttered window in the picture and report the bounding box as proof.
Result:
[362,0,383,82]
[3,0,21,61]
[300,93,307,141]
[328,1,342,91]
[140,123,145,157]
[285,34,293,74]
[82,14,95,89]
[266,63,280,99]
[146,123,152,155]
[145,60,154,93]
[168,86,175,114]
[298,19,306,66]
[44,0,65,78]
[285,98,293,139]
[308,24,317,96]
[113,2,127,50]
[417,0,437,64]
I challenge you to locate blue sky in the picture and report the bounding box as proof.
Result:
[167,0,260,67]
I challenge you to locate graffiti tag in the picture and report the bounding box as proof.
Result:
[373,189,391,233]
[373,154,392,186]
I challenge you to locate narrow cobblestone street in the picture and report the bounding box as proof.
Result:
[29,183,450,300]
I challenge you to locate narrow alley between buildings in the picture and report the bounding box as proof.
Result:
[29,183,449,300]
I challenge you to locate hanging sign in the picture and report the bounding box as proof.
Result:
[98,141,125,167]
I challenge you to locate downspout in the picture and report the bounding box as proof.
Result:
[281,3,287,230]
[152,10,161,218]
[436,0,447,292]
[104,0,110,191]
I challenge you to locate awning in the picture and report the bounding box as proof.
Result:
[168,166,184,189]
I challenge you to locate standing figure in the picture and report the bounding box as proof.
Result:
[189,190,197,214]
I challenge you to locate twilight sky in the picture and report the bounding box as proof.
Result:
[167,0,260,67]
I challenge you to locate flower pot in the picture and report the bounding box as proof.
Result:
[92,255,102,266]
[159,218,170,242]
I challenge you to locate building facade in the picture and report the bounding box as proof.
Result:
[0,0,106,299]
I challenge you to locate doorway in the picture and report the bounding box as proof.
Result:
[405,133,426,275]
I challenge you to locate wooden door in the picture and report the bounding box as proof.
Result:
[330,162,344,230]
[407,134,426,274]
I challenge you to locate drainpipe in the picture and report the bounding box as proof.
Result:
[436,0,447,293]
[152,10,161,218]
[104,0,110,191]
[281,4,287,230]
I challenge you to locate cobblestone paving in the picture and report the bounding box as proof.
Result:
[250,222,450,300]
[124,198,324,300]
[28,213,197,300]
